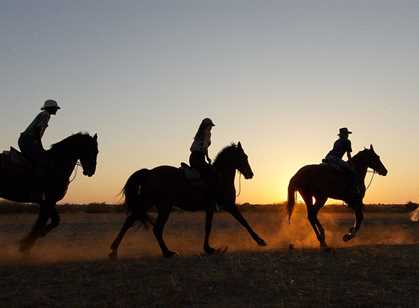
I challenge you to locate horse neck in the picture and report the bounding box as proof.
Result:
[60,158,78,180]
[351,154,368,181]
[48,146,79,180]
[213,158,236,186]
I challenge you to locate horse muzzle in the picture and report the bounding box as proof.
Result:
[244,172,254,179]
[83,170,95,177]
[379,169,388,176]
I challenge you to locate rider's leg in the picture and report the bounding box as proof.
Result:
[189,151,205,169]
[18,134,48,170]
[337,160,361,198]
[190,151,215,190]
[19,135,50,200]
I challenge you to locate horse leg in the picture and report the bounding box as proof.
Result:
[343,202,364,242]
[19,203,49,253]
[40,204,60,237]
[109,213,137,260]
[225,206,267,246]
[302,193,327,249]
[312,196,328,250]
[153,205,176,258]
[203,207,215,254]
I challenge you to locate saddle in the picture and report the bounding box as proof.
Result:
[0,147,33,171]
[0,148,52,201]
[321,158,347,173]
[179,162,201,181]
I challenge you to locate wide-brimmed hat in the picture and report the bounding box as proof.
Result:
[338,127,352,136]
[41,99,60,110]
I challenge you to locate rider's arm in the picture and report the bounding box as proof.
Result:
[346,139,353,161]
[37,112,50,139]
[203,129,212,164]
[205,149,212,164]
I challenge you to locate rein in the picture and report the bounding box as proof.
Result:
[69,161,82,183]
[365,169,376,191]
[236,171,242,197]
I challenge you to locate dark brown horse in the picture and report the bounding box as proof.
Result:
[109,142,267,259]
[287,145,388,250]
[0,132,98,253]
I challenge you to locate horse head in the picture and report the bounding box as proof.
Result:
[49,132,99,177]
[234,142,254,179]
[213,142,254,179]
[364,145,388,176]
[79,133,99,177]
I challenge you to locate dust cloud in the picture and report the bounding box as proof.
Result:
[0,206,417,265]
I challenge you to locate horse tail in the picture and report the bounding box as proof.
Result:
[287,175,298,224]
[122,169,153,227]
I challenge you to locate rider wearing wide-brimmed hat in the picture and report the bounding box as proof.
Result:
[18,100,60,168]
[189,118,216,185]
[324,127,360,198]
[325,127,353,163]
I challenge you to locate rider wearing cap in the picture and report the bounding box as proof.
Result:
[18,100,60,168]
[189,118,215,185]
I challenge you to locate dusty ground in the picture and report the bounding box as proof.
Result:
[0,206,418,307]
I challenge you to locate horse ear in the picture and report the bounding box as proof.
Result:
[93,133,98,141]
[370,144,374,151]
[238,141,242,149]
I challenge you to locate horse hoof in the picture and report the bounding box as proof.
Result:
[163,251,177,258]
[108,251,118,260]
[214,246,228,255]
[218,246,229,254]
[19,240,32,255]
[204,246,229,256]
[256,238,267,246]
[19,246,32,257]
[204,247,216,255]
[343,233,353,242]
[321,246,332,253]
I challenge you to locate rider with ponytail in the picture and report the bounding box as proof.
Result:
[189,118,216,185]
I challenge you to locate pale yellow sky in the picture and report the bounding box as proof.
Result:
[1,1,419,204]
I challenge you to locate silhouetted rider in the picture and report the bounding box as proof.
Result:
[324,127,360,198]
[189,118,216,187]
[18,100,60,169]
[325,127,352,165]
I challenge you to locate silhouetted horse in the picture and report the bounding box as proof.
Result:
[0,133,98,253]
[287,145,388,250]
[109,142,266,258]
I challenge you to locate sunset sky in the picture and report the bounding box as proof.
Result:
[1,1,419,204]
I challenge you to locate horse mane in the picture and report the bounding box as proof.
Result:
[213,143,237,166]
[48,132,92,155]
[351,148,370,162]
